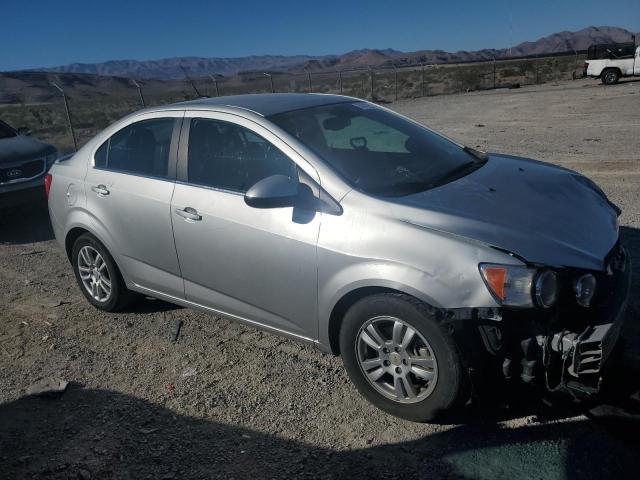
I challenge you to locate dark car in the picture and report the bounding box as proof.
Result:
[0,120,57,209]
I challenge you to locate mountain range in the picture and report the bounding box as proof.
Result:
[13,25,640,80]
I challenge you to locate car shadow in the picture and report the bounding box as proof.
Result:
[126,295,183,314]
[0,385,638,480]
[0,200,54,245]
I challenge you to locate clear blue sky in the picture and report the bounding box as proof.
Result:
[1,0,639,70]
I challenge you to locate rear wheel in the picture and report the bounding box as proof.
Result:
[71,233,135,312]
[601,69,620,85]
[339,293,468,422]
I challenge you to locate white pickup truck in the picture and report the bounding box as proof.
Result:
[584,42,640,85]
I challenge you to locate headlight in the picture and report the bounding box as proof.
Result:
[479,264,558,308]
[534,270,558,308]
[574,273,596,307]
[479,264,535,307]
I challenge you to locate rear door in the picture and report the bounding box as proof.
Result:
[84,111,185,297]
[170,112,320,340]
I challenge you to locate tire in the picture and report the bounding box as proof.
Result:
[339,293,469,422]
[601,69,620,85]
[71,233,135,312]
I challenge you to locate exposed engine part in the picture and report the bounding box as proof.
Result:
[520,338,540,383]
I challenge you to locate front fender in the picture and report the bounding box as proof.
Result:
[316,257,501,351]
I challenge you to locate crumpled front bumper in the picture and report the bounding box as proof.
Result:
[544,246,631,396]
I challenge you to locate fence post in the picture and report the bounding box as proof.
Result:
[263,73,275,93]
[392,64,398,101]
[338,70,343,94]
[180,65,203,98]
[209,75,220,96]
[369,68,375,101]
[50,82,77,152]
[421,63,426,97]
[305,68,312,92]
[492,57,496,89]
[131,79,145,107]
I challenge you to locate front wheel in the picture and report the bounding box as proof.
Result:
[339,293,469,422]
[601,69,620,85]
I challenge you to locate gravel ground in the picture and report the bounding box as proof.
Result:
[1,78,639,480]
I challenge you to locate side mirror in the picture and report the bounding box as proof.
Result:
[17,127,31,136]
[244,174,299,209]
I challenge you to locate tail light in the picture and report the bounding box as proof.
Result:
[44,173,52,198]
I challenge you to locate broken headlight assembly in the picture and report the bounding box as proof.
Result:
[574,273,597,307]
[479,264,558,308]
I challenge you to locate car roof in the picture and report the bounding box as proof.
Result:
[175,93,355,117]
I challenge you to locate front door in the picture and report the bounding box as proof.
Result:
[170,114,320,339]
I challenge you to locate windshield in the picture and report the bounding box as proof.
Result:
[0,121,17,139]
[268,102,484,196]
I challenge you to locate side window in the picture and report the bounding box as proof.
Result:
[187,118,297,192]
[94,118,175,178]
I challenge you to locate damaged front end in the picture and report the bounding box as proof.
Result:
[475,243,631,399]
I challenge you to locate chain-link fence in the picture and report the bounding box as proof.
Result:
[0,51,586,153]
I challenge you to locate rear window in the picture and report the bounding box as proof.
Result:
[587,43,636,60]
[94,118,175,178]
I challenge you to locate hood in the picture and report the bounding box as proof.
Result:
[0,135,56,164]
[390,154,619,271]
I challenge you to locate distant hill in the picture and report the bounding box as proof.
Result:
[35,55,335,81]
[8,25,639,81]
[506,25,637,56]
[301,26,638,72]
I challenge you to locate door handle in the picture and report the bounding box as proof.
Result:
[91,184,110,196]
[174,207,202,222]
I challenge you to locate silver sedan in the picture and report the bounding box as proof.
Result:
[47,94,630,421]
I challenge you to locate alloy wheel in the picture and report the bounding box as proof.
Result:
[78,246,112,302]
[355,315,438,403]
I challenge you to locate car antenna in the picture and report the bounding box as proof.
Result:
[180,65,207,98]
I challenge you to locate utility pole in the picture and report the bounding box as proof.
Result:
[338,70,343,94]
[51,82,77,151]
[421,63,426,97]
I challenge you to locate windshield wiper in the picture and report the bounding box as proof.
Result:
[463,146,489,162]
[431,159,483,188]
[428,146,488,187]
